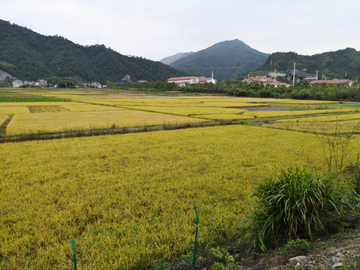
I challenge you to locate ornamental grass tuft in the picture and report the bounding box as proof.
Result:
[242,167,358,252]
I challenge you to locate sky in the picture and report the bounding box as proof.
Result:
[1,0,360,62]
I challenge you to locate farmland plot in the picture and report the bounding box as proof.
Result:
[2,124,358,258]
[6,109,205,135]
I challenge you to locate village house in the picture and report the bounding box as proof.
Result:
[263,81,292,87]
[38,80,47,87]
[12,80,23,88]
[242,76,291,87]
[198,77,217,84]
[167,75,217,87]
[242,76,272,84]
[167,76,199,86]
[91,82,102,88]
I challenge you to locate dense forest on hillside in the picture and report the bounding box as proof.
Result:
[258,48,360,79]
[0,20,189,83]
[170,39,269,80]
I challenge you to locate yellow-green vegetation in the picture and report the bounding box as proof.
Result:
[267,113,360,134]
[277,113,360,123]
[242,108,358,119]
[6,110,205,135]
[269,120,360,134]
[0,115,9,126]
[191,114,254,120]
[2,89,360,268]
[1,125,348,261]
[0,106,30,114]
[27,105,70,113]
[120,106,247,116]
[60,103,123,112]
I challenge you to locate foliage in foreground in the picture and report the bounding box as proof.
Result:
[242,167,359,252]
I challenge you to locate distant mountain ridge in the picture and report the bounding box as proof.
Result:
[160,52,194,65]
[0,19,189,83]
[256,48,360,79]
[169,39,270,80]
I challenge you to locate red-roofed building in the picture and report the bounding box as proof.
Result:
[243,76,291,87]
[263,81,292,87]
[242,76,272,83]
[198,77,217,84]
[167,76,199,86]
[309,79,353,86]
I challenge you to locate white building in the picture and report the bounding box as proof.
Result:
[38,80,47,87]
[167,75,217,87]
[12,80,23,88]
[91,82,102,88]
[198,77,217,84]
[167,76,199,86]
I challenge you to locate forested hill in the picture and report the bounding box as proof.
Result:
[169,39,270,80]
[0,19,189,83]
[257,48,360,79]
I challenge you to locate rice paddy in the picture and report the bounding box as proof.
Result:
[1,88,360,268]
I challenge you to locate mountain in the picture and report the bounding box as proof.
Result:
[159,52,194,65]
[256,48,360,79]
[0,19,189,83]
[169,39,270,80]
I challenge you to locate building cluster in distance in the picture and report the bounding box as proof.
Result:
[11,79,106,88]
[243,76,354,87]
[167,76,217,87]
[12,79,48,88]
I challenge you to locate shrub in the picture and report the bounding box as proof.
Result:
[234,89,248,97]
[315,92,323,100]
[259,89,274,98]
[242,167,358,251]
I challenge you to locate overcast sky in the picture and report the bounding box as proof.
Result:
[1,0,359,61]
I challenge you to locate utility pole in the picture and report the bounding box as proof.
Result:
[274,69,277,82]
[316,70,318,80]
[293,62,296,87]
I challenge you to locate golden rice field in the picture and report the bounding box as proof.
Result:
[2,125,355,257]
[268,115,360,134]
[119,106,248,116]
[270,120,360,134]
[6,110,205,135]
[2,91,352,135]
[277,113,360,123]
[0,115,9,125]
[2,89,360,268]
[0,106,31,114]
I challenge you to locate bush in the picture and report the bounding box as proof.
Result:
[315,92,323,100]
[242,167,358,251]
[234,89,248,97]
[258,89,274,98]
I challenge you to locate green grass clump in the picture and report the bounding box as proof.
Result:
[242,167,358,251]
